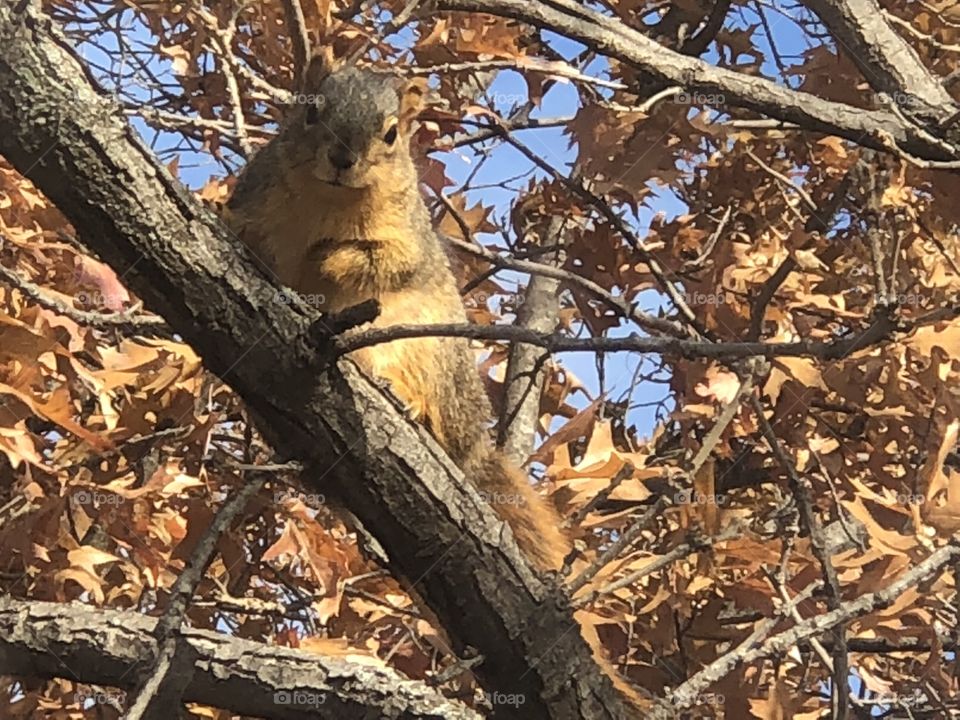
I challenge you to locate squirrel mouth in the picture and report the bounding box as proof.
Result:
[310,165,368,191]
[324,175,367,191]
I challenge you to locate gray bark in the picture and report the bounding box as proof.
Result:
[497,218,565,465]
[803,0,957,124]
[0,596,481,720]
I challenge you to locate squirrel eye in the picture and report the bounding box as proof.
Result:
[305,104,320,126]
[383,123,398,145]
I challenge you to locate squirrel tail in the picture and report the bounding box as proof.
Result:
[464,448,568,571]
[465,447,656,712]
[584,632,656,713]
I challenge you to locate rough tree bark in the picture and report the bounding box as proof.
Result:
[0,597,481,720]
[0,3,643,718]
[802,0,957,123]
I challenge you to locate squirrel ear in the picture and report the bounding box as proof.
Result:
[399,77,428,127]
[302,48,335,91]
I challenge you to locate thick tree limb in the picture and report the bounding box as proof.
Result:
[802,0,958,124]
[0,597,481,720]
[431,0,960,161]
[0,3,643,718]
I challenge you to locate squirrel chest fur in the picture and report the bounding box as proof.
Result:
[224,56,568,571]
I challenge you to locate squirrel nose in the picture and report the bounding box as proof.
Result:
[328,148,357,171]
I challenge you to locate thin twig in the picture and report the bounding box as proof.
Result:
[125,472,269,719]
[746,162,859,341]
[196,7,253,157]
[566,498,666,594]
[746,149,818,214]
[332,314,902,363]
[750,393,848,719]
[0,251,168,334]
[565,462,635,529]
[574,524,740,608]
[391,59,627,91]
[685,204,732,268]
[685,361,760,476]
[280,0,310,86]
[665,580,822,712]
[436,193,693,339]
[668,536,960,711]
[500,130,710,338]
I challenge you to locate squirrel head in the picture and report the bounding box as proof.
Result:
[283,53,427,192]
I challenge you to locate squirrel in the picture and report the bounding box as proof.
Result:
[223,53,568,572]
[224,52,651,716]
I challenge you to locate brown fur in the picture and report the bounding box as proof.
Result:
[224,59,567,571]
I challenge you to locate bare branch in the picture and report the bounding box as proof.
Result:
[281,0,311,86]
[669,537,960,710]
[442,229,692,339]
[331,314,904,360]
[126,474,268,720]
[0,597,482,720]
[496,215,565,463]
[803,0,958,123]
[751,393,850,718]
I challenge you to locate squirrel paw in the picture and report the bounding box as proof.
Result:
[367,375,424,424]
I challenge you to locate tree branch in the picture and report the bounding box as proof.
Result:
[802,0,958,124]
[432,0,960,161]
[125,474,268,720]
[0,597,481,720]
[667,536,960,710]
[332,315,906,360]
[496,216,564,464]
